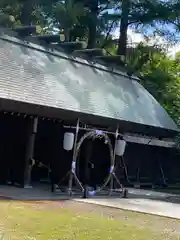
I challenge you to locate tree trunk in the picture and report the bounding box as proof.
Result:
[20,0,34,25]
[64,28,70,42]
[117,0,130,57]
[87,0,99,49]
[64,0,70,42]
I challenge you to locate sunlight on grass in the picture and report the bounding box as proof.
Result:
[0,200,178,240]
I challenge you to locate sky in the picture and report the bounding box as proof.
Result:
[114,28,180,58]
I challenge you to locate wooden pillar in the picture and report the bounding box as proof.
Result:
[24,117,38,188]
[151,148,157,186]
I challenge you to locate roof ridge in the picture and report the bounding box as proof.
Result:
[0,27,139,81]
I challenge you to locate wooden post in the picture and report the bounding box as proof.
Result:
[110,125,119,194]
[68,118,79,195]
[24,117,38,188]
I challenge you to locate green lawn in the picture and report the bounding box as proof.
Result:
[0,200,179,239]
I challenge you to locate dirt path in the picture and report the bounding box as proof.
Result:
[24,200,180,237]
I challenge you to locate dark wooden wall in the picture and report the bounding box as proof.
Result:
[0,113,29,185]
[122,142,180,185]
[33,120,74,184]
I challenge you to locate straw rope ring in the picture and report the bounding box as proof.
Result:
[72,130,115,196]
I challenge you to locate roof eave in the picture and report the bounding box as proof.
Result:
[0,97,178,139]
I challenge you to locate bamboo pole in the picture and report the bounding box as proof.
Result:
[68,118,80,195]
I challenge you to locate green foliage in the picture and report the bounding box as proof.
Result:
[50,0,86,40]
[0,12,15,27]
[134,47,180,148]
[124,43,180,128]
[52,1,85,30]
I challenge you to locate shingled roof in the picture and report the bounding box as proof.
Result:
[0,29,178,135]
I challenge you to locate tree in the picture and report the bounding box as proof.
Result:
[74,0,116,48]
[117,0,130,57]
[106,0,180,57]
[50,0,85,41]
[125,43,180,126]
[0,0,52,27]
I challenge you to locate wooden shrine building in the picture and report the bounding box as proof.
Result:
[0,26,179,189]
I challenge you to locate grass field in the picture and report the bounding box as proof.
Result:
[0,200,180,239]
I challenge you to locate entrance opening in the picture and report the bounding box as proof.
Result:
[77,137,111,189]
